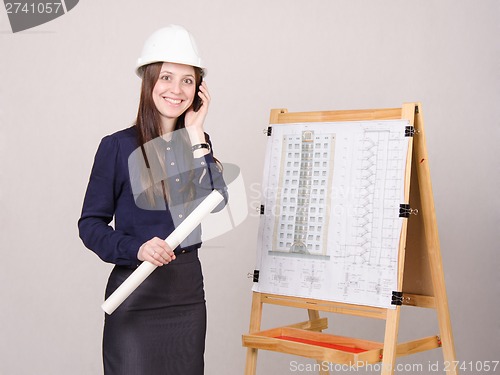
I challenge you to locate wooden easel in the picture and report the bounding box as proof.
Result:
[242,103,458,374]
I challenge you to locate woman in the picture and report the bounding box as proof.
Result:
[78,25,227,375]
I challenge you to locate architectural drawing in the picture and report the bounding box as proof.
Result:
[253,120,410,308]
[272,130,334,258]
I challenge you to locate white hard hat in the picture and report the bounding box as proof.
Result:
[136,25,206,77]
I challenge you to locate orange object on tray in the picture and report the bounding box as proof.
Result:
[276,336,367,354]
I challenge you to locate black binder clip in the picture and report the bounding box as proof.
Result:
[391,291,404,306]
[399,204,418,218]
[252,270,260,283]
[405,126,415,137]
[262,127,272,136]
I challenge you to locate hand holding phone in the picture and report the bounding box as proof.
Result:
[185,81,210,132]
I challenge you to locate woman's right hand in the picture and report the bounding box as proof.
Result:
[137,237,176,266]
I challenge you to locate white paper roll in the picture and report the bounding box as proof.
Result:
[101,190,224,315]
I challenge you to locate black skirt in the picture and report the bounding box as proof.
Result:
[103,250,206,375]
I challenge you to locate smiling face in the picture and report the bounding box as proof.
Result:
[152,62,197,132]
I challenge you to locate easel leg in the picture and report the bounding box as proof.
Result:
[437,306,458,375]
[413,104,458,374]
[430,258,458,375]
[245,293,264,375]
[307,309,330,375]
[381,308,401,375]
[245,348,258,375]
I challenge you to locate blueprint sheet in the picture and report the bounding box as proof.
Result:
[253,120,410,309]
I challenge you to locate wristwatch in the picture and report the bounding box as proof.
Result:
[191,143,211,152]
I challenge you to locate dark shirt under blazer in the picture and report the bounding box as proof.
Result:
[78,126,227,267]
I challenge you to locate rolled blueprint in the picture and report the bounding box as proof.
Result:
[101,190,224,315]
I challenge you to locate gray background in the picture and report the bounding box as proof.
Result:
[0,1,498,374]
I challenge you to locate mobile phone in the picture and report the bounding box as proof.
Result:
[192,77,203,112]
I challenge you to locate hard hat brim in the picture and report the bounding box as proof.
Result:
[136,58,207,78]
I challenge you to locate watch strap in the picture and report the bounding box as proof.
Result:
[191,143,211,152]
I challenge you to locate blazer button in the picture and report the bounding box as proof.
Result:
[178,214,183,218]
[175,178,180,182]
[170,162,175,166]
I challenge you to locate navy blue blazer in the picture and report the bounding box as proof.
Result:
[78,126,227,267]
